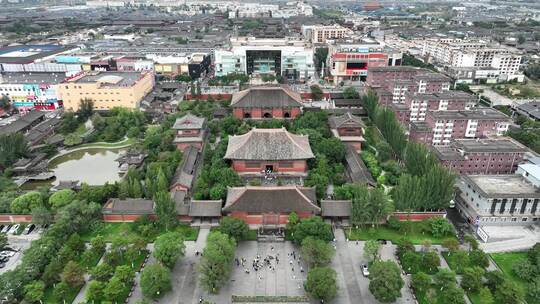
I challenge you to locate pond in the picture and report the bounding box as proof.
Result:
[23,148,125,189]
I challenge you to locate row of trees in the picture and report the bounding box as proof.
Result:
[511,243,540,302]
[363,90,456,210]
[288,215,338,301]
[334,184,394,227]
[0,133,28,169]
[198,231,237,293]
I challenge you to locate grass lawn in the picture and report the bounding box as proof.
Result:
[468,292,481,304]
[490,252,529,298]
[81,222,199,242]
[345,223,456,245]
[441,251,466,274]
[246,229,258,241]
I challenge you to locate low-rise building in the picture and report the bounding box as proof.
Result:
[301,24,352,44]
[328,112,365,152]
[224,127,314,177]
[172,113,206,152]
[0,72,65,112]
[409,108,511,146]
[59,71,155,111]
[456,174,540,226]
[432,138,527,175]
[231,87,303,120]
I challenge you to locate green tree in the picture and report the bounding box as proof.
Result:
[304,267,338,301]
[428,217,454,238]
[140,263,172,299]
[0,233,6,252]
[310,85,324,100]
[441,283,466,304]
[412,272,431,294]
[198,232,236,293]
[10,191,43,214]
[90,235,106,255]
[77,98,94,122]
[512,258,536,281]
[469,250,489,269]
[301,237,335,267]
[0,133,28,168]
[53,281,70,303]
[154,232,186,268]
[103,276,126,302]
[363,240,381,262]
[343,87,359,99]
[48,189,76,209]
[291,216,333,244]
[0,95,10,110]
[479,287,495,304]
[31,207,53,226]
[461,267,485,292]
[219,217,249,241]
[153,191,177,230]
[423,251,440,273]
[286,212,299,230]
[23,280,44,303]
[369,260,404,303]
[528,277,540,303]
[86,280,106,303]
[314,47,328,72]
[442,238,460,252]
[494,280,524,304]
[41,259,63,287]
[434,268,457,287]
[485,270,505,292]
[401,251,422,274]
[61,261,85,288]
[91,263,114,282]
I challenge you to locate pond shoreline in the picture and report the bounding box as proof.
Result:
[48,137,135,163]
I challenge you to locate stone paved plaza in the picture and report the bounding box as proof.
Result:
[198,241,308,304]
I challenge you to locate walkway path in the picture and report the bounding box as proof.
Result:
[334,228,366,304]
[72,244,111,304]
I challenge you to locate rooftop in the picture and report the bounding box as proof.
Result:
[231,86,303,108]
[173,113,206,130]
[0,72,67,84]
[463,175,540,198]
[517,102,540,120]
[69,71,146,87]
[224,127,314,161]
[0,44,76,64]
[429,108,509,120]
[328,112,364,129]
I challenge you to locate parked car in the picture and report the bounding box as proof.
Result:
[1,225,11,234]
[23,224,35,235]
[0,256,8,263]
[362,264,369,277]
[0,251,14,258]
[9,224,20,235]
[0,262,5,269]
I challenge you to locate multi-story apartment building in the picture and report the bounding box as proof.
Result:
[432,138,527,175]
[456,172,540,226]
[301,25,352,44]
[0,72,65,112]
[214,37,315,82]
[402,91,477,124]
[421,38,523,83]
[59,71,154,111]
[409,108,512,146]
[327,39,402,83]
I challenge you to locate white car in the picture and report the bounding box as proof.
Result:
[0,251,15,258]
[1,225,11,234]
[362,264,370,277]
[9,224,20,234]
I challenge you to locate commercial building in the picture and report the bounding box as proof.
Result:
[0,44,80,73]
[420,38,524,83]
[214,37,315,82]
[0,72,65,112]
[148,52,210,78]
[456,174,540,226]
[59,71,154,111]
[401,91,477,124]
[301,25,352,44]
[327,39,402,83]
[409,108,512,146]
[231,86,303,120]
[432,138,527,175]
[224,127,314,177]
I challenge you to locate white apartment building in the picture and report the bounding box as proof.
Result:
[301,25,352,44]
[421,38,524,83]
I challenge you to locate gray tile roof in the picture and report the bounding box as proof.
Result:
[345,146,376,186]
[231,86,303,108]
[102,198,155,214]
[223,186,320,214]
[189,200,223,217]
[328,112,365,129]
[173,113,206,130]
[224,128,314,160]
[321,200,352,217]
[170,145,199,189]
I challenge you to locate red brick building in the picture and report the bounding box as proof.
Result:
[102,198,155,222]
[231,87,303,120]
[396,91,477,124]
[409,108,512,146]
[223,186,320,225]
[173,113,206,151]
[432,138,527,175]
[224,127,314,177]
[328,112,365,152]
